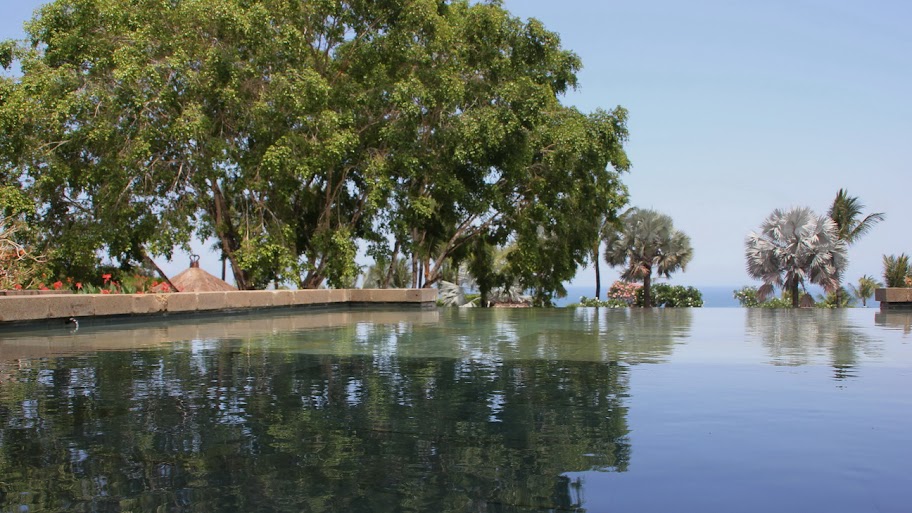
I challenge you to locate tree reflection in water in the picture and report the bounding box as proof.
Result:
[0,307,699,512]
[745,309,883,380]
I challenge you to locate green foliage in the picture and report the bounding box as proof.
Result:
[234,235,298,290]
[816,286,856,308]
[849,274,882,307]
[733,285,808,308]
[573,296,629,308]
[883,254,911,288]
[733,286,761,307]
[634,283,703,308]
[828,189,885,244]
[362,257,412,289]
[603,209,693,308]
[827,189,884,308]
[1,0,630,294]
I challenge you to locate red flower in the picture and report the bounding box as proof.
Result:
[101,289,111,294]
[76,282,83,290]
[14,284,22,290]
[102,273,112,283]
[52,281,63,290]
[161,283,171,292]
[39,284,49,291]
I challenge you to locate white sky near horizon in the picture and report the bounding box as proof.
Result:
[2,0,909,289]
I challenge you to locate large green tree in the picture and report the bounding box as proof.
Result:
[1,0,629,294]
[603,209,693,308]
[745,206,847,308]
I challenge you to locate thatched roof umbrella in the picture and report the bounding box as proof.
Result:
[155,255,236,292]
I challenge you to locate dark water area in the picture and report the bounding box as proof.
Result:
[0,308,910,512]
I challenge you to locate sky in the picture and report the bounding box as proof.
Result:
[2,0,910,289]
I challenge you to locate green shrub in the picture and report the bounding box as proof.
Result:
[574,296,630,308]
[733,286,761,307]
[635,284,703,307]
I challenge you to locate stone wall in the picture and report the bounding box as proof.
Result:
[0,289,438,325]
[875,288,912,310]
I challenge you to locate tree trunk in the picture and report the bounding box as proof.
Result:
[642,272,652,308]
[209,181,250,289]
[594,244,601,300]
[139,248,179,292]
[382,240,401,289]
[791,282,800,308]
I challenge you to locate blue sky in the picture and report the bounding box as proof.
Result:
[3,0,910,289]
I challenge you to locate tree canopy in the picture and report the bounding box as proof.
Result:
[0,0,630,296]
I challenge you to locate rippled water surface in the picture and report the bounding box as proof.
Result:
[1,307,911,512]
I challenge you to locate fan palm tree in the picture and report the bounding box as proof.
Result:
[827,189,885,306]
[848,275,883,307]
[603,209,693,308]
[745,207,848,308]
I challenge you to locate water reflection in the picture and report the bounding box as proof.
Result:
[745,309,883,380]
[2,308,907,512]
[0,310,635,513]
[875,311,912,335]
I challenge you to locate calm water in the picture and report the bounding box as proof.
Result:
[1,307,911,512]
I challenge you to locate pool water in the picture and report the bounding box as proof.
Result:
[0,307,910,512]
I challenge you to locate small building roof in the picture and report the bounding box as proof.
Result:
[160,255,236,293]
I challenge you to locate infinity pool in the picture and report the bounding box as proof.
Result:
[1,307,910,512]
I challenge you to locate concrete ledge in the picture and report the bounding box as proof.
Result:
[0,288,439,325]
[876,288,912,310]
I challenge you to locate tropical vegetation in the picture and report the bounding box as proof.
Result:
[848,275,882,307]
[575,282,702,308]
[745,206,847,308]
[882,254,911,288]
[603,209,694,308]
[826,189,884,306]
[0,0,630,301]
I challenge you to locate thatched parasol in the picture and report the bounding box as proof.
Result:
[156,255,236,292]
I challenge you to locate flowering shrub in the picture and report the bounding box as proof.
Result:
[607,281,641,305]
[5,272,170,294]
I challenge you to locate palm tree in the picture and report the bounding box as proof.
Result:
[603,209,693,308]
[827,189,885,306]
[882,254,911,288]
[848,275,883,307]
[745,206,847,308]
[362,257,412,289]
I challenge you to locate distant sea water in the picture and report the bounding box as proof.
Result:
[555,285,879,308]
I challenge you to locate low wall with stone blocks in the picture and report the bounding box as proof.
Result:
[875,288,912,310]
[0,289,438,326]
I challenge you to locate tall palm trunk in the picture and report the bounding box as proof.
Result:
[642,271,652,308]
[594,243,601,299]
